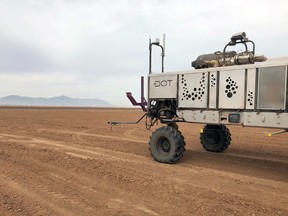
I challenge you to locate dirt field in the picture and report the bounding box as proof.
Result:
[0,108,287,216]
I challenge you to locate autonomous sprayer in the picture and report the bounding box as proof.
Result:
[110,32,288,164]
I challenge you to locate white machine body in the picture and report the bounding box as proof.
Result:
[148,58,288,129]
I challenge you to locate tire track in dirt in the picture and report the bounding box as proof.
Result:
[1,108,288,215]
[0,174,74,216]
[0,154,99,215]
[1,132,288,214]
[41,128,147,144]
[123,128,141,140]
[0,133,148,164]
[26,128,288,165]
[2,123,288,216]
[0,140,167,215]
[1,132,287,182]
[2,131,287,181]
[44,162,162,216]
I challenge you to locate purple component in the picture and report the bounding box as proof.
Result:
[126,76,147,112]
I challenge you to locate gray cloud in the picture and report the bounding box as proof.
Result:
[0,34,60,73]
[0,0,287,106]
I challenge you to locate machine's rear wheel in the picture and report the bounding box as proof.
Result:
[200,124,231,152]
[149,126,185,164]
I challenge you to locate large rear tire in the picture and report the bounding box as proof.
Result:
[200,124,231,152]
[149,126,185,164]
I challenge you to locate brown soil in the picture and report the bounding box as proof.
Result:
[0,108,287,216]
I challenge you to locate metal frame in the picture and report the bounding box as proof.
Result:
[223,33,255,64]
[149,37,165,74]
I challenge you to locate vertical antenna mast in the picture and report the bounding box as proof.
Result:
[149,34,165,74]
[163,34,166,57]
[162,34,166,73]
[149,37,152,74]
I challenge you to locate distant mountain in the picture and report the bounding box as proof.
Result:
[0,95,113,107]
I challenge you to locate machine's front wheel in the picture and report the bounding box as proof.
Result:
[200,124,231,152]
[149,126,185,164]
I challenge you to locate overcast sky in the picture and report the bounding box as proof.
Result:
[0,0,287,106]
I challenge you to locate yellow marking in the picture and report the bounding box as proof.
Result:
[267,133,272,137]
[200,129,203,133]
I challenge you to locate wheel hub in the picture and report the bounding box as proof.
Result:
[156,137,171,153]
[161,140,171,152]
[204,131,219,145]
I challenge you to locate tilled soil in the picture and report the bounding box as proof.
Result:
[0,108,287,216]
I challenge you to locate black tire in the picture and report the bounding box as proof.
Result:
[167,122,179,130]
[149,126,185,164]
[200,124,231,152]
